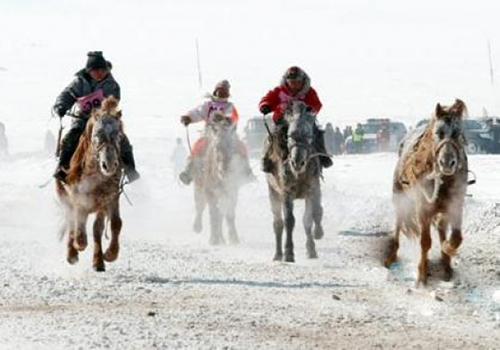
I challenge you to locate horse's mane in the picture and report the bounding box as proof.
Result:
[398,99,467,185]
[66,96,122,184]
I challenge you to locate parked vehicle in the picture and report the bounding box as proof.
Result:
[243,116,274,158]
[345,118,407,153]
[415,118,500,154]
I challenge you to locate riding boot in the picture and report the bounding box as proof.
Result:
[314,127,333,168]
[53,121,85,183]
[179,156,196,185]
[120,136,140,183]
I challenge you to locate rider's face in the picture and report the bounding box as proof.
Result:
[89,68,109,82]
[214,88,229,99]
[286,79,304,94]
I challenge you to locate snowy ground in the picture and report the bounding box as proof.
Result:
[1,127,500,349]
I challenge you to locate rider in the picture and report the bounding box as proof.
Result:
[258,66,333,173]
[52,51,140,183]
[178,80,256,185]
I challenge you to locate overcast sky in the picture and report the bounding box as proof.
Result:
[1,0,500,136]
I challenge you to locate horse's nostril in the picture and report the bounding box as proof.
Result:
[102,162,107,171]
[300,161,306,168]
[450,160,456,167]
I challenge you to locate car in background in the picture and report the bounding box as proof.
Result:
[414,118,500,154]
[243,116,274,158]
[345,118,407,153]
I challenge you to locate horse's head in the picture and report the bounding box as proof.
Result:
[208,112,236,152]
[90,96,123,177]
[431,99,467,176]
[284,101,316,176]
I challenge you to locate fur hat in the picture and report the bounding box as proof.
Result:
[285,66,305,80]
[85,51,108,72]
[213,80,231,95]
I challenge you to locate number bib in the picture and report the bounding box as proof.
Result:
[77,89,105,114]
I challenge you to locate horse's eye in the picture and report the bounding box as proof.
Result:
[437,130,445,139]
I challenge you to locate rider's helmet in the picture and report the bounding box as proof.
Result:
[213,80,231,97]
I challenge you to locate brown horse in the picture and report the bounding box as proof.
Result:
[385,99,468,285]
[56,96,124,271]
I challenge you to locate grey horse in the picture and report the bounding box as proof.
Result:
[266,101,325,262]
[193,113,245,245]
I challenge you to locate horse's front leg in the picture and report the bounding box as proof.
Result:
[283,194,295,263]
[303,197,317,259]
[92,212,106,271]
[73,208,88,251]
[269,185,284,261]
[193,182,205,233]
[417,212,432,286]
[104,201,122,263]
[311,184,324,240]
[67,217,79,265]
[225,191,239,245]
[441,201,464,279]
[208,195,224,245]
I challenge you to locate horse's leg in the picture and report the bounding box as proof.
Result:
[73,208,88,251]
[303,196,317,259]
[67,217,79,265]
[441,201,464,278]
[311,184,324,240]
[269,185,284,261]
[92,212,106,272]
[283,194,295,263]
[437,215,453,281]
[193,182,205,233]
[226,191,239,245]
[104,200,122,262]
[417,212,432,286]
[208,195,224,245]
[384,212,402,268]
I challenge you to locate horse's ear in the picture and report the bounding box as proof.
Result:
[452,99,467,118]
[435,103,445,118]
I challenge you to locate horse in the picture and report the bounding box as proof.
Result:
[56,96,124,272]
[385,99,468,285]
[192,113,245,245]
[266,101,324,262]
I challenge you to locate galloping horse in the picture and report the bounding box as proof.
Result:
[56,96,124,271]
[193,113,244,245]
[266,101,324,262]
[385,99,468,285]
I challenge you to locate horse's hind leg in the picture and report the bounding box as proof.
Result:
[384,206,403,268]
[283,195,295,263]
[92,212,106,272]
[303,197,317,259]
[269,185,284,261]
[193,183,205,233]
[311,185,324,240]
[104,201,122,263]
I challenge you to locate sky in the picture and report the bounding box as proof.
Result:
[1,0,500,150]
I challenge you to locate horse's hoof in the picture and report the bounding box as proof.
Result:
[273,253,283,261]
[307,250,318,259]
[284,254,295,263]
[209,237,225,246]
[229,235,239,246]
[193,220,202,233]
[314,226,324,240]
[67,254,79,265]
[384,256,396,269]
[442,265,453,282]
[73,235,87,251]
[93,263,106,272]
[103,248,119,262]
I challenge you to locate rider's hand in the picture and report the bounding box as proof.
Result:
[53,105,66,118]
[305,106,313,113]
[181,115,192,126]
[260,104,271,115]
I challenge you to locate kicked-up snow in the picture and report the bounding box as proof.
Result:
[1,128,500,349]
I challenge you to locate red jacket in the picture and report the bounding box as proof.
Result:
[259,85,322,123]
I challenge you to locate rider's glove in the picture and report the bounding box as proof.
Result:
[260,104,271,115]
[53,105,66,118]
[181,115,192,126]
[305,106,313,113]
